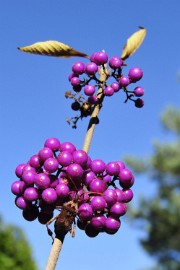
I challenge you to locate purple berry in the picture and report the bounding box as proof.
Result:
[56,183,69,198]
[78,203,93,221]
[93,51,108,65]
[15,196,31,210]
[44,137,61,152]
[72,62,85,75]
[82,171,96,186]
[57,151,73,167]
[68,72,78,81]
[91,159,106,174]
[110,202,127,217]
[89,178,107,193]
[111,82,120,92]
[43,157,59,173]
[91,214,106,231]
[84,85,95,96]
[115,188,124,202]
[29,155,41,169]
[66,163,83,180]
[104,86,114,96]
[70,77,81,86]
[91,196,106,211]
[38,147,53,162]
[109,56,123,69]
[22,170,36,186]
[23,187,39,201]
[128,67,143,82]
[106,161,120,176]
[60,142,76,153]
[11,180,26,196]
[72,150,88,167]
[34,173,50,189]
[105,216,121,234]
[119,168,134,188]
[85,62,98,75]
[15,163,26,178]
[119,76,130,87]
[103,189,117,207]
[134,86,144,97]
[41,188,57,204]
[122,189,133,202]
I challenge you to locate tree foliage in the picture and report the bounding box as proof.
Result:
[125,106,180,270]
[0,216,38,270]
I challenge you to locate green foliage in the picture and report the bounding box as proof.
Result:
[125,107,180,270]
[0,216,38,270]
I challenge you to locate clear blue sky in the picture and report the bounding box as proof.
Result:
[1,1,180,270]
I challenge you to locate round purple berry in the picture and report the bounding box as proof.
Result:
[34,173,50,189]
[134,86,144,97]
[60,142,76,153]
[57,151,73,167]
[56,183,69,198]
[93,51,108,65]
[104,86,114,96]
[91,159,106,174]
[85,62,98,75]
[38,147,53,162]
[109,56,123,69]
[128,67,143,82]
[89,178,107,193]
[106,161,120,176]
[41,188,57,204]
[119,76,130,87]
[43,157,59,173]
[105,216,121,234]
[11,180,26,196]
[23,187,39,201]
[44,137,61,152]
[84,85,95,96]
[78,203,93,221]
[110,202,127,217]
[119,168,134,188]
[72,62,85,75]
[91,196,106,211]
[70,77,81,86]
[111,82,120,92]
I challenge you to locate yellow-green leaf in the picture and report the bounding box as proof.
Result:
[18,40,89,58]
[121,27,146,60]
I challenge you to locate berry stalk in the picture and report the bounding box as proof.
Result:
[82,67,107,153]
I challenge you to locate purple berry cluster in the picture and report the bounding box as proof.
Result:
[11,137,134,237]
[66,51,144,124]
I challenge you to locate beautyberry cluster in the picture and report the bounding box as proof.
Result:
[66,51,144,127]
[11,137,134,237]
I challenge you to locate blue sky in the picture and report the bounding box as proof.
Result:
[1,1,180,269]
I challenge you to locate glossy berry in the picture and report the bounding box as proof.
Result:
[111,82,120,92]
[15,163,26,178]
[66,163,83,180]
[78,203,93,221]
[11,180,26,196]
[134,86,144,97]
[44,137,61,152]
[104,86,114,96]
[91,196,106,211]
[41,188,57,204]
[60,142,76,153]
[84,85,95,96]
[91,214,106,231]
[122,189,133,202]
[70,77,81,86]
[93,51,108,65]
[72,150,88,167]
[15,196,30,210]
[109,56,123,69]
[56,183,70,198]
[89,178,107,193]
[85,62,98,75]
[128,67,143,82]
[57,151,73,167]
[34,173,50,189]
[119,168,134,188]
[22,170,36,185]
[38,147,53,162]
[91,159,106,174]
[106,161,120,176]
[88,95,98,104]
[23,187,39,201]
[29,155,41,169]
[110,202,127,217]
[72,62,85,75]
[119,76,130,87]
[105,216,121,234]
[103,189,117,207]
[43,157,59,173]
